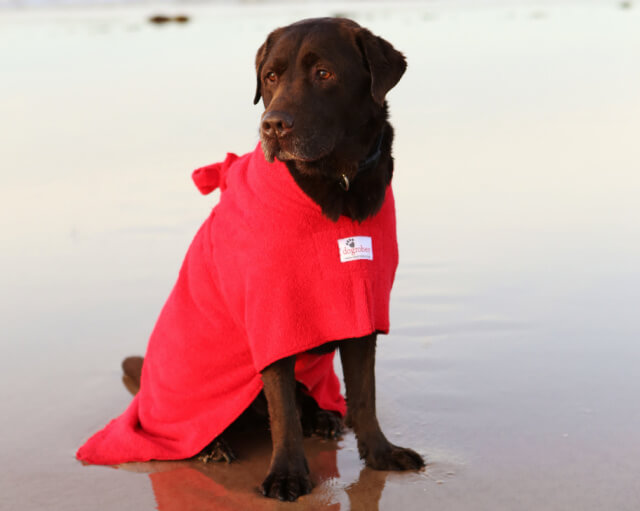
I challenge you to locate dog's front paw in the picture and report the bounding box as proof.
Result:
[361,441,425,471]
[261,457,312,501]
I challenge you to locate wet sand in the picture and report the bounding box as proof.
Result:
[1,1,640,509]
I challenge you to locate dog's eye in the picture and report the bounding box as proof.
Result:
[264,71,277,83]
[316,69,332,80]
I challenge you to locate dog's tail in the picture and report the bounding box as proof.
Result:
[121,356,144,396]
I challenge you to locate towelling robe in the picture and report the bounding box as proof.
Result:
[77,143,399,465]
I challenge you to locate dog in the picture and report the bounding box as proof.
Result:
[252,17,424,499]
[77,17,424,502]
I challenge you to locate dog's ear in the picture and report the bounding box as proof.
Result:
[356,28,407,105]
[253,28,283,105]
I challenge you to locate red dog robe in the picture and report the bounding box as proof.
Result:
[77,143,398,465]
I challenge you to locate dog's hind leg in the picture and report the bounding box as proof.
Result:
[339,334,425,471]
[299,389,344,439]
[121,356,144,396]
[121,355,239,463]
[198,436,237,464]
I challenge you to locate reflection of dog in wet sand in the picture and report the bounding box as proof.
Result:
[78,17,424,502]
[136,448,389,510]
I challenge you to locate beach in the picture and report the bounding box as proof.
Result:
[1,1,640,509]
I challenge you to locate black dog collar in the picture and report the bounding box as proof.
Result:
[339,129,385,192]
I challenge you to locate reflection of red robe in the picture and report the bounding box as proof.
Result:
[149,451,341,511]
[77,144,398,465]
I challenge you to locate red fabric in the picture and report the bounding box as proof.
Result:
[77,143,398,465]
[150,468,229,511]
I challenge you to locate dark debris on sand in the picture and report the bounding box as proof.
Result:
[149,14,190,25]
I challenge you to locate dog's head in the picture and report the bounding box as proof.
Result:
[253,18,406,172]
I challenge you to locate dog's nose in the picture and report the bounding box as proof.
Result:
[261,111,294,138]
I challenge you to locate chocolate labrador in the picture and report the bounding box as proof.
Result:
[254,17,423,500]
[124,16,424,502]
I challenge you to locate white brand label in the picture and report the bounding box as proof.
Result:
[337,236,373,263]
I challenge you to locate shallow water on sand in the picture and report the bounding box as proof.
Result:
[1,2,640,510]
